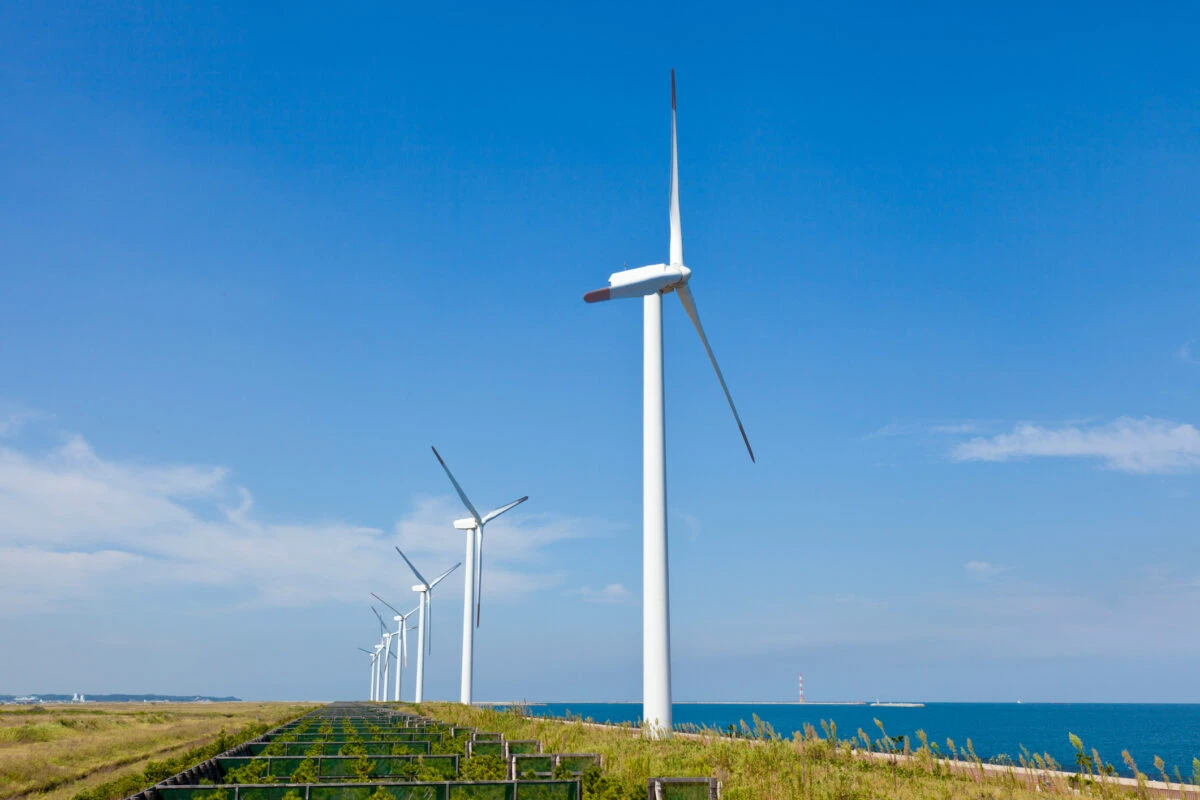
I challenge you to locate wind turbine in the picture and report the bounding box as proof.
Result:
[583,71,754,738]
[357,647,376,700]
[372,606,395,701]
[431,446,528,705]
[372,592,420,702]
[395,547,460,703]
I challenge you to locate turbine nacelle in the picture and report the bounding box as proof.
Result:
[453,518,478,530]
[584,264,691,303]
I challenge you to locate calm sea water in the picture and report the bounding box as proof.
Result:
[523,702,1200,778]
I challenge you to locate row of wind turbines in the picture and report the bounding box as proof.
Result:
[357,71,752,739]
[359,446,526,706]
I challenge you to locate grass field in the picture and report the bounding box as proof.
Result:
[416,702,1197,800]
[0,702,312,800]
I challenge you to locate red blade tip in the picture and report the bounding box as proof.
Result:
[671,69,676,110]
[584,288,612,303]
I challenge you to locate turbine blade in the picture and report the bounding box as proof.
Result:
[675,283,755,462]
[429,561,461,588]
[425,594,432,654]
[670,68,682,267]
[371,592,404,617]
[357,647,373,655]
[372,605,388,632]
[394,547,429,586]
[431,446,482,524]
[481,496,528,525]
[584,287,612,303]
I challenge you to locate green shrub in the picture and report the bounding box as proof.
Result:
[290,758,319,783]
[431,734,469,756]
[224,759,273,784]
[339,739,368,756]
[416,764,449,781]
[460,754,506,781]
[349,753,376,782]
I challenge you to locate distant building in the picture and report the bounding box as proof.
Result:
[798,674,805,703]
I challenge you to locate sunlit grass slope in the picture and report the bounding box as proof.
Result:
[416,702,1195,800]
[0,702,312,800]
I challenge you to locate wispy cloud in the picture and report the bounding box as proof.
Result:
[964,560,1008,577]
[952,417,1200,474]
[570,583,633,604]
[865,420,993,439]
[1178,341,1200,366]
[392,496,597,598]
[0,431,602,613]
[0,408,46,438]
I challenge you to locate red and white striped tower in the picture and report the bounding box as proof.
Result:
[798,674,805,703]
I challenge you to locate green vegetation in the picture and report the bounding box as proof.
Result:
[348,753,377,782]
[289,758,319,782]
[459,753,506,781]
[430,732,469,756]
[69,717,302,800]
[222,758,273,784]
[417,702,1190,800]
[0,702,310,800]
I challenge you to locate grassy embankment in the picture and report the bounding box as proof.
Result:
[417,702,1200,800]
[0,702,313,800]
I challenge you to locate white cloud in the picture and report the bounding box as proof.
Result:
[952,417,1200,474]
[1178,341,1200,366]
[964,560,1007,577]
[392,495,591,600]
[571,583,633,604]
[865,420,990,439]
[0,433,598,613]
[0,408,46,438]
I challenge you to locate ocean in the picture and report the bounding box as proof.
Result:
[522,702,1200,778]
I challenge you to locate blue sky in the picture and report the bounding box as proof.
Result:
[2,1,1200,702]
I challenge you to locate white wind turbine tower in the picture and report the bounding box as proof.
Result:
[372,592,420,702]
[372,606,395,701]
[431,446,528,705]
[395,547,460,703]
[372,642,384,701]
[583,70,754,738]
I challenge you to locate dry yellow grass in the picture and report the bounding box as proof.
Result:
[0,702,311,800]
